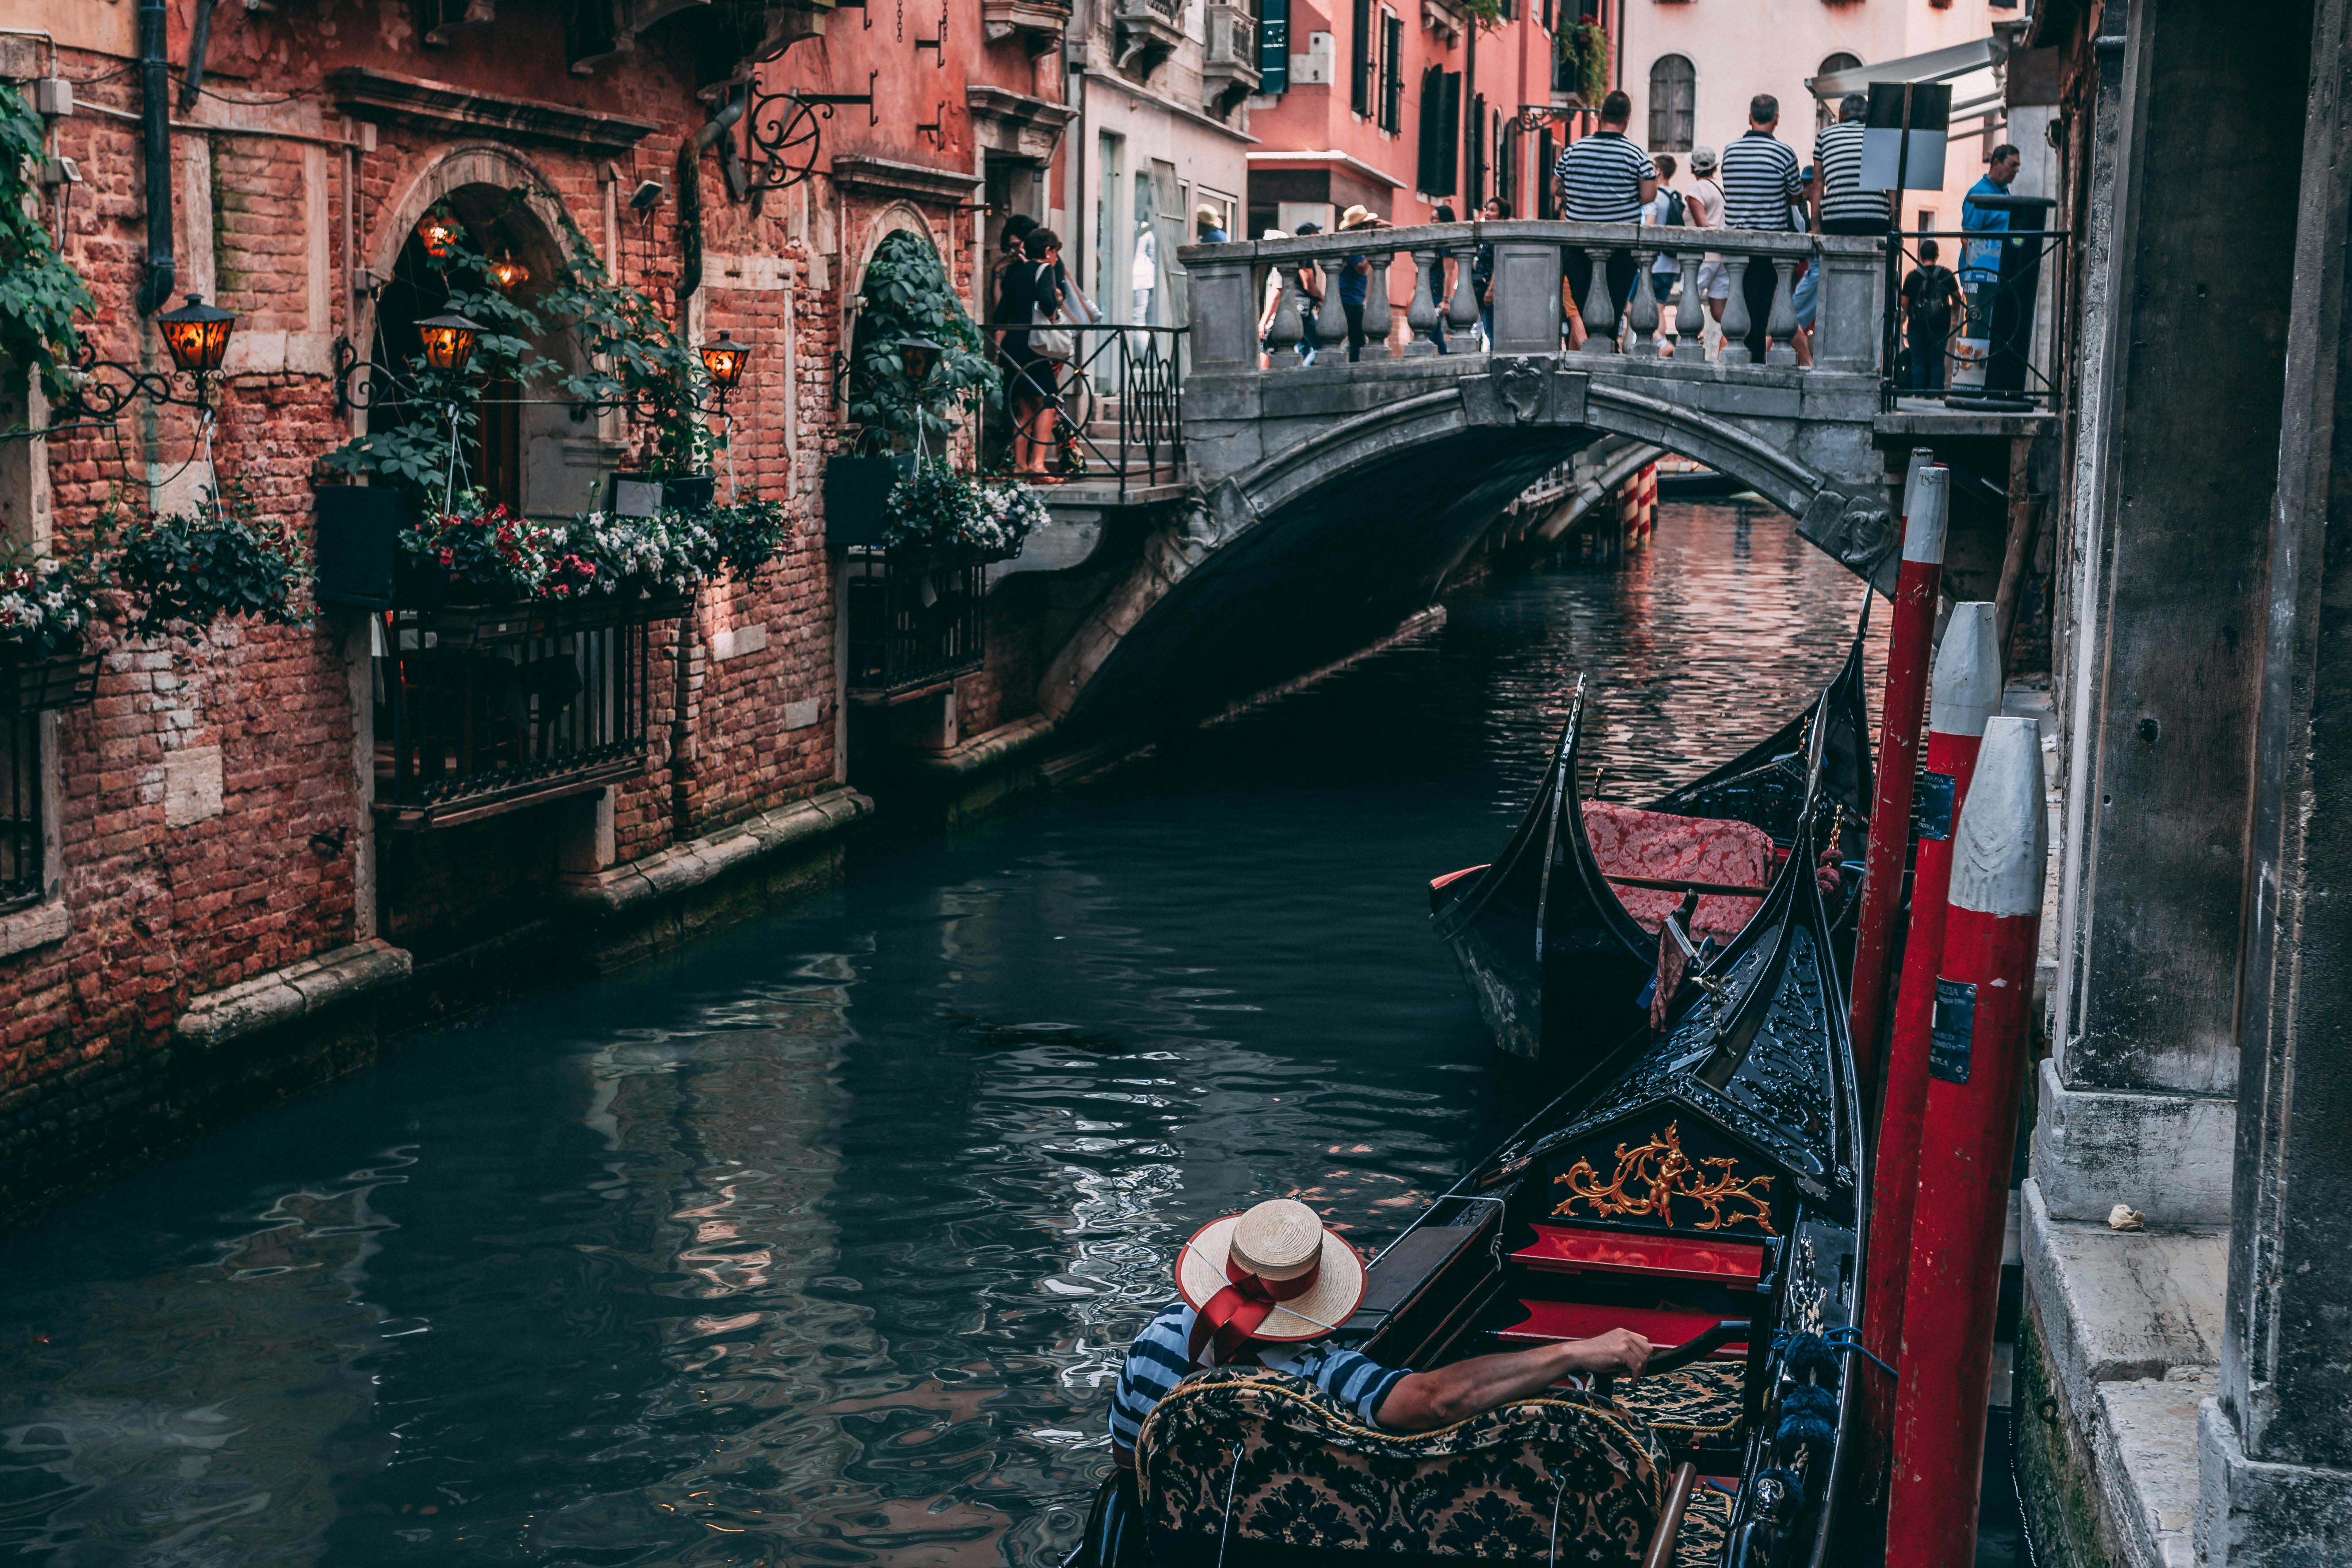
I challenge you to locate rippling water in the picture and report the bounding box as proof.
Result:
[0,503,1881,1568]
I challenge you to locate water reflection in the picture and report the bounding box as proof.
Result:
[0,504,1878,1567]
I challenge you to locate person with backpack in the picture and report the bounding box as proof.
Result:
[1643,153,1687,356]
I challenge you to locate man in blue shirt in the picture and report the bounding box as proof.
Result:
[1961,144,2022,337]
[1335,205,1384,361]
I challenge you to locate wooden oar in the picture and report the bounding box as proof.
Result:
[1642,1463,1700,1568]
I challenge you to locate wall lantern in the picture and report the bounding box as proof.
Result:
[155,293,237,377]
[417,213,461,258]
[699,332,750,403]
[416,311,486,375]
[487,253,530,292]
[896,335,944,387]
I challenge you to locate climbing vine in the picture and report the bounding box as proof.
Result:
[847,230,1000,456]
[1559,23,1611,108]
[0,82,95,404]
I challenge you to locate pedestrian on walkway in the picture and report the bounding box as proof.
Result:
[1811,92,1890,236]
[1719,94,1804,361]
[1431,203,1457,354]
[1903,238,1963,392]
[1553,88,1656,347]
[1256,229,1293,367]
[1294,221,1325,364]
[1473,196,1506,349]
[1961,144,2022,338]
[1644,153,1686,354]
[1336,205,1384,362]
[1684,145,1728,353]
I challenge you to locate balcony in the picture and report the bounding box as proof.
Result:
[1202,1,1262,116]
[1115,0,1186,81]
[982,0,1072,54]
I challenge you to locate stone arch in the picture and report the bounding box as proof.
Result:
[844,200,954,338]
[1040,361,1892,727]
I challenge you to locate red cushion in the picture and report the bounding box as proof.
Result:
[1496,1299,1748,1357]
[1583,802,1775,940]
[1511,1224,1765,1288]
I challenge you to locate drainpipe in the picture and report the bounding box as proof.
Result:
[178,0,219,111]
[136,0,173,316]
[675,86,748,309]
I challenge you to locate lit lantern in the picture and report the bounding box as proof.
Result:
[155,293,237,376]
[417,212,461,258]
[699,331,749,392]
[487,253,530,292]
[896,335,944,387]
[416,311,486,375]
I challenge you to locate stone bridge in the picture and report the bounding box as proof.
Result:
[1037,221,1923,728]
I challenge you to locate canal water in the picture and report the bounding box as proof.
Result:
[0,502,1882,1568]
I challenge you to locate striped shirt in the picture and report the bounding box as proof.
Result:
[1107,1301,1409,1449]
[1554,130,1657,223]
[1812,120,1889,227]
[1718,130,1803,230]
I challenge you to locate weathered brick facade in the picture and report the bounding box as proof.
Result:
[0,0,1072,1220]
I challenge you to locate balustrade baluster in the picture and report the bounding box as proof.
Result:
[1675,252,1705,342]
[1446,234,1481,345]
[1719,256,1755,365]
[1578,245,1619,355]
[1626,246,1660,358]
[1765,257,1800,367]
[1405,246,1440,357]
[1321,256,1354,362]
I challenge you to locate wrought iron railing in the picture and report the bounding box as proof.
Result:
[844,552,990,694]
[982,322,1187,501]
[1877,218,2071,414]
[374,610,654,827]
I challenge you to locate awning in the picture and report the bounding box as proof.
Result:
[1808,37,1993,99]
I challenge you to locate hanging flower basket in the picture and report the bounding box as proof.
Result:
[0,647,100,715]
[882,465,1046,562]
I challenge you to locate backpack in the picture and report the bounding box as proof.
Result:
[1662,188,1687,228]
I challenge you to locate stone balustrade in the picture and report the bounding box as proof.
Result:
[1180,220,1885,378]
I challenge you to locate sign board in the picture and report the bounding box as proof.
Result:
[1929,978,1977,1084]
[1862,82,1953,193]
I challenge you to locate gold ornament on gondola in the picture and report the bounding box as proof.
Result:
[1551,1121,1776,1234]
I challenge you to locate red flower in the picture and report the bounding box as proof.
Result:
[438,547,454,566]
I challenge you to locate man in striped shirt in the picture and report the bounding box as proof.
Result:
[1811,92,1890,236]
[1718,94,1803,361]
[1552,89,1656,346]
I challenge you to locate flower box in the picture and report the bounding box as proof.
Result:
[313,486,418,610]
[823,455,915,549]
[0,648,100,715]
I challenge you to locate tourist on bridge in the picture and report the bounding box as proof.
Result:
[1642,153,1686,356]
[1090,1199,1653,1562]
[1684,144,1729,353]
[1811,92,1891,237]
[1336,205,1385,362]
[1294,220,1326,364]
[1903,238,1964,392]
[1719,93,1804,362]
[1001,227,1068,477]
[1553,88,1657,348]
[1430,203,1458,354]
[1473,196,1507,351]
[1962,143,2023,339]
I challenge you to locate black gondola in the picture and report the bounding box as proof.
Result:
[1105,679,1871,1568]
[1429,628,1872,1074]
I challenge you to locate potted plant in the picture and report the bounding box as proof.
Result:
[113,483,308,636]
[0,545,102,714]
[882,464,1045,564]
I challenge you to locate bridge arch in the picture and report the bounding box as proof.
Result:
[1040,355,1895,728]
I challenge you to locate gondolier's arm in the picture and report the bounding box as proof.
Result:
[1375,1328,1653,1430]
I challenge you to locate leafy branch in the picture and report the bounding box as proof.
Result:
[848,230,1000,455]
[0,83,95,403]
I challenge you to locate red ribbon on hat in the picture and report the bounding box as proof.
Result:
[1187,1252,1321,1367]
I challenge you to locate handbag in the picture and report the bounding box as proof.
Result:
[1029,262,1076,360]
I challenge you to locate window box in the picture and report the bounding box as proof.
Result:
[0,648,100,716]
[844,548,988,695]
[824,453,917,549]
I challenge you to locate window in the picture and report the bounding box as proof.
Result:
[1468,94,1487,204]
[375,612,655,827]
[1537,127,1557,218]
[1378,11,1404,134]
[1259,0,1290,92]
[1416,67,1446,192]
[0,713,40,911]
[1351,0,1372,115]
[1817,53,1861,130]
[1498,117,1521,213]
[1648,55,1695,150]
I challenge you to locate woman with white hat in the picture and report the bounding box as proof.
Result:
[1104,1197,1652,1460]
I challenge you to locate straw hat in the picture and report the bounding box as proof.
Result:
[1197,204,1222,227]
[1688,145,1719,176]
[1178,1198,1367,1348]
[1339,204,1378,231]
[1262,228,1289,242]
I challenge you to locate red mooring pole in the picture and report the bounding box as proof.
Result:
[1885,715,2046,1568]
[1857,600,2003,1508]
[1848,455,1946,1112]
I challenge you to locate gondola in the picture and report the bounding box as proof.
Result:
[1429,627,1872,1075]
[1100,679,1870,1568]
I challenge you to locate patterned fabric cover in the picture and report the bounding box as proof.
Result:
[1673,1484,1734,1568]
[1582,803,1776,940]
[1612,1361,1746,1440]
[1134,1368,1665,1565]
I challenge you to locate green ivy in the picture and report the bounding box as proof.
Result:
[1559,23,1611,108]
[847,230,1000,456]
[0,84,95,403]
[319,187,718,503]
[112,480,309,634]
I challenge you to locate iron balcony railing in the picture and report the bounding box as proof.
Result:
[1877,216,2071,414]
[844,552,990,695]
